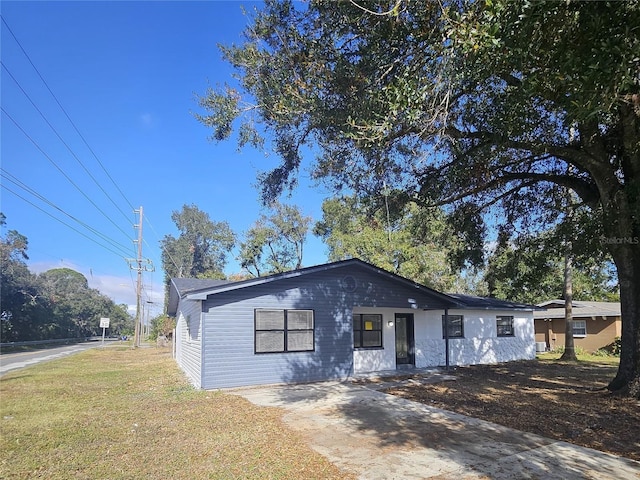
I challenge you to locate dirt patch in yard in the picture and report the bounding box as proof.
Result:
[357,359,640,462]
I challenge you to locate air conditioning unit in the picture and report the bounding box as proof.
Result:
[535,342,547,353]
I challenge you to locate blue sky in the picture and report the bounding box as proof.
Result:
[1,1,331,317]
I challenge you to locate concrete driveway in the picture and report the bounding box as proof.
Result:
[231,380,640,480]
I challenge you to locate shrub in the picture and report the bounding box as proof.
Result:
[601,337,621,357]
[551,345,587,356]
[592,348,613,357]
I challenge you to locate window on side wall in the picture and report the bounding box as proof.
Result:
[185,314,195,343]
[442,315,464,338]
[496,316,515,337]
[353,313,383,349]
[572,320,587,337]
[254,309,314,353]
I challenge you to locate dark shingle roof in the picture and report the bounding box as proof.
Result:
[171,278,230,296]
[167,259,463,315]
[178,259,463,309]
[447,293,540,311]
[167,278,230,316]
[534,300,621,319]
[167,259,539,315]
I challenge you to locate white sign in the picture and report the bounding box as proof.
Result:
[100,317,110,328]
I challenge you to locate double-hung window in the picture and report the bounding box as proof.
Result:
[255,309,314,353]
[353,314,383,348]
[572,320,587,337]
[496,316,515,337]
[442,315,464,338]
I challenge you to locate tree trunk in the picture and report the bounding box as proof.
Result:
[560,250,577,361]
[607,241,640,397]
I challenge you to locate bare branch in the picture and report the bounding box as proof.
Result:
[348,0,403,16]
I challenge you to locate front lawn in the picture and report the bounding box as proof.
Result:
[0,347,352,480]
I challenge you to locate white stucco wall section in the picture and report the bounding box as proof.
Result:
[353,307,536,373]
[417,309,536,367]
[352,307,401,373]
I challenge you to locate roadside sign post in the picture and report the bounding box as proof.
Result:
[100,317,110,347]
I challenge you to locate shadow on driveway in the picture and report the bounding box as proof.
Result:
[231,380,640,480]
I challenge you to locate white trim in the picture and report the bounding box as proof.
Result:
[572,319,587,337]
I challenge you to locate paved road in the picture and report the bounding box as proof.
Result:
[0,341,114,376]
[233,380,640,480]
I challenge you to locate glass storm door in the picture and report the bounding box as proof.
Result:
[395,313,415,366]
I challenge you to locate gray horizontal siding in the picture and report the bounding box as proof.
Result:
[200,264,454,389]
[175,300,203,388]
[174,263,458,389]
[345,267,452,309]
[202,296,353,388]
[201,268,358,389]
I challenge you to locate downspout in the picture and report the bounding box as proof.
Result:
[444,308,450,371]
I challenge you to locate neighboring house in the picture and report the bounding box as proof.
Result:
[534,300,621,353]
[168,259,537,389]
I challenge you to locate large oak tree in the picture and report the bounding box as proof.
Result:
[197,1,640,396]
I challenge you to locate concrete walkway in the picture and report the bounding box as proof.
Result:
[231,380,640,480]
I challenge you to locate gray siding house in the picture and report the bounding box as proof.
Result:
[168,259,536,389]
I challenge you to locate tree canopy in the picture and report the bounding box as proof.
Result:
[238,202,311,276]
[160,204,235,287]
[485,233,619,305]
[314,195,479,292]
[197,0,640,396]
[486,201,619,304]
[1,215,133,341]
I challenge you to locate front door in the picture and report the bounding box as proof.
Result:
[395,313,415,366]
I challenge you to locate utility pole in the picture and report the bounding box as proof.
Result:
[127,206,154,348]
[134,206,143,347]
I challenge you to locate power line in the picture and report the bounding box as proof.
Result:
[2,15,166,305]
[1,16,166,325]
[1,185,130,261]
[1,61,134,227]
[143,216,182,275]
[1,15,136,213]
[1,106,135,250]
[1,168,134,257]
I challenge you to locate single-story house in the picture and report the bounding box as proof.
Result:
[534,300,621,353]
[168,259,537,389]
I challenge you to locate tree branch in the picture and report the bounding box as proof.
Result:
[500,172,600,206]
[445,125,619,194]
[418,170,599,209]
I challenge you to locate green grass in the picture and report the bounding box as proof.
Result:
[536,351,621,366]
[0,347,351,480]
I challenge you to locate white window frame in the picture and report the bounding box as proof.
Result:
[572,319,587,337]
[185,314,196,344]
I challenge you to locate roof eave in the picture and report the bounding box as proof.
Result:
[184,258,464,307]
